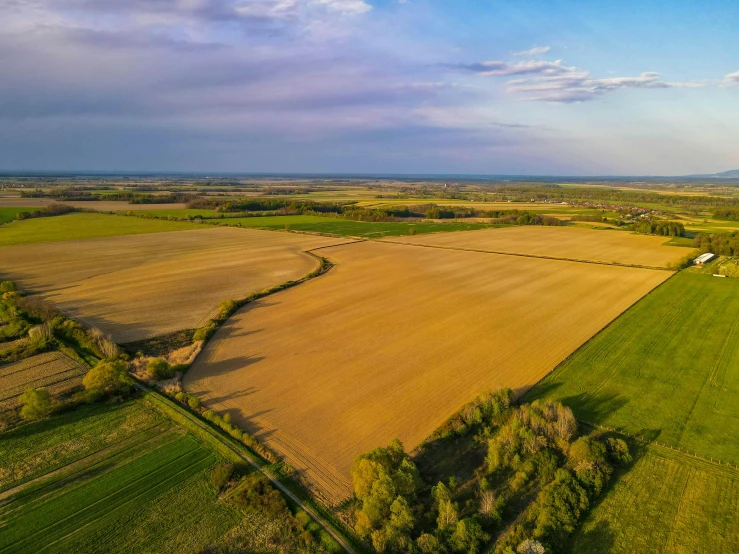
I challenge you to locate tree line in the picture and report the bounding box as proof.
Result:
[349,389,631,554]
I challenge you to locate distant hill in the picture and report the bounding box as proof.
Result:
[685,169,739,179]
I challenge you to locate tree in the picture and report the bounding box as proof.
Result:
[19,388,52,421]
[478,489,500,522]
[82,360,133,396]
[147,358,173,380]
[418,533,445,554]
[0,281,17,293]
[450,518,489,554]
[517,539,546,554]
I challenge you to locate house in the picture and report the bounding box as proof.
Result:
[694,252,717,265]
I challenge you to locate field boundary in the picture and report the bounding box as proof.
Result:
[374,237,677,271]
[141,387,362,554]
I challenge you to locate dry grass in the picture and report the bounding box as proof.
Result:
[0,227,347,342]
[183,240,670,502]
[382,225,686,267]
[0,351,85,411]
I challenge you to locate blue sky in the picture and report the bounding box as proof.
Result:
[1,0,738,175]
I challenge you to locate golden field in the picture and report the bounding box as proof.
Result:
[0,227,346,342]
[184,240,671,502]
[0,352,85,411]
[382,225,686,267]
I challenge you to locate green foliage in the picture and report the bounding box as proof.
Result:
[632,219,684,236]
[210,463,235,492]
[693,231,739,256]
[351,439,421,549]
[0,280,17,292]
[193,320,218,341]
[82,359,133,397]
[19,388,53,421]
[218,299,240,319]
[605,437,632,465]
[146,358,173,380]
[231,472,288,519]
[188,395,202,409]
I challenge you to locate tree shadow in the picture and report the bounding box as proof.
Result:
[574,520,617,553]
[560,391,629,424]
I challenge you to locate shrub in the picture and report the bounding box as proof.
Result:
[606,437,632,465]
[147,358,173,380]
[0,281,17,293]
[218,299,239,319]
[175,391,186,402]
[193,320,217,342]
[188,395,202,409]
[210,462,235,491]
[19,388,53,421]
[82,360,133,396]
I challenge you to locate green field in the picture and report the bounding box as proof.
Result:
[572,445,739,553]
[526,271,739,464]
[122,208,220,218]
[0,213,201,246]
[0,207,35,225]
[0,400,240,554]
[216,214,492,237]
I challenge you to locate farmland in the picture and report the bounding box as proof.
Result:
[0,352,85,412]
[385,225,688,268]
[0,399,241,554]
[526,271,739,464]
[0,212,201,246]
[0,207,34,225]
[572,445,739,553]
[184,240,670,502]
[0,227,346,342]
[217,215,492,237]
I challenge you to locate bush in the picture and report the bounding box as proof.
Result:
[606,437,632,465]
[19,388,53,421]
[193,320,217,342]
[210,462,235,491]
[175,391,186,402]
[147,358,173,380]
[82,360,133,397]
[0,281,17,293]
[188,395,201,409]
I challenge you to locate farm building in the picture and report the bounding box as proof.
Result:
[694,252,717,265]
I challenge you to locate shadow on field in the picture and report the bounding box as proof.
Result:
[519,380,562,403]
[573,520,616,553]
[207,386,259,405]
[199,355,265,378]
[560,391,629,424]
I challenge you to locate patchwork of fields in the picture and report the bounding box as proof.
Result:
[218,215,491,237]
[0,352,85,412]
[384,225,686,267]
[527,271,739,464]
[184,240,670,502]
[0,226,346,342]
[0,400,241,553]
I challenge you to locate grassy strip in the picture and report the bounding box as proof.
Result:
[142,389,367,554]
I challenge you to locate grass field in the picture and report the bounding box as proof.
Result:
[0,197,188,212]
[0,207,35,225]
[218,214,492,237]
[526,271,739,465]
[184,240,670,502]
[0,352,85,411]
[0,213,202,246]
[0,399,241,553]
[0,227,345,342]
[572,445,739,553]
[384,225,688,268]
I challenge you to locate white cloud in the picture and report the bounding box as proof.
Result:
[721,70,739,87]
[511,45,550,56]
[449,57,704,102]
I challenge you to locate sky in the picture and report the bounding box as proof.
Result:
[1,0,738,175]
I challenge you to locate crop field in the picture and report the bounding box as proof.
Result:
[0,197,187,211]
[218,214,491,237]
[0,227,346,342]
[184,240,670,502]
[0,352,85,411]
[526,272,739,465]
[0,399,241,553]
[383,225,688,268]
[572,446,739,553]
[0,213,202,246]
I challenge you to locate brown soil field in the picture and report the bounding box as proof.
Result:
[183,240,671,503]
[0,351,85,411]
[0,227,347,342]
[0,197,186,211]
[381,225,685,267]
